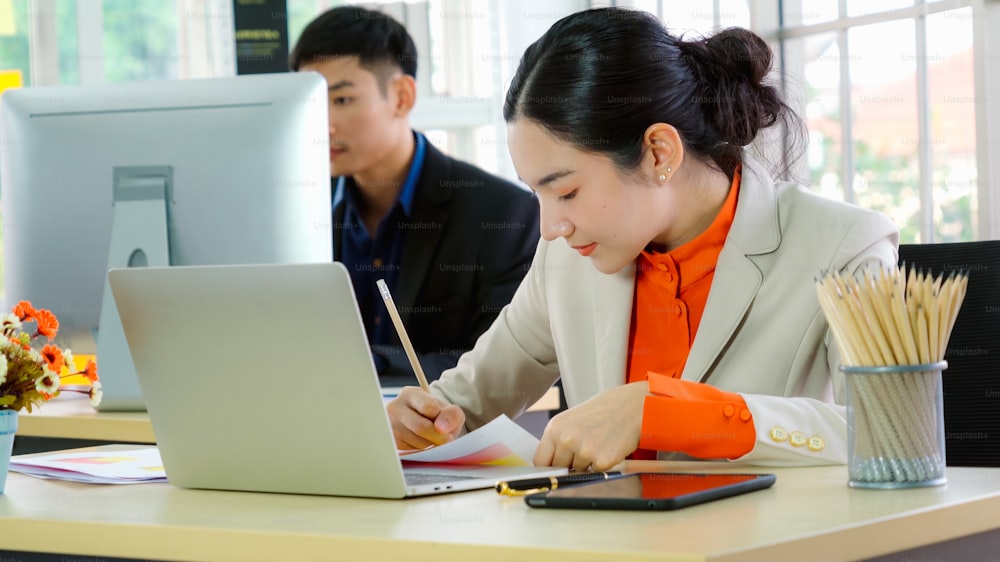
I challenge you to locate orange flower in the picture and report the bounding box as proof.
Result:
[33,308,59,339]
[82,359,99,383]
[2,300,100,411]
[13,300,36,321]
[41,344,65,372]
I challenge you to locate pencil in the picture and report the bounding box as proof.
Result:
[817,265,971,484]
[376,278,431,392]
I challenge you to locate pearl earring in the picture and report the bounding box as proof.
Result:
[658,174,666,182]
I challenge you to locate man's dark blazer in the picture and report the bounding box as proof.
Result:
[332,140,540,384]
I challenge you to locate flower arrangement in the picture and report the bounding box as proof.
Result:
[0,301,101,412]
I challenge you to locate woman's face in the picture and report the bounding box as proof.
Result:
[507,119,676,274]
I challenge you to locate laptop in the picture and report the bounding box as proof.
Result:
[107,262,567,498]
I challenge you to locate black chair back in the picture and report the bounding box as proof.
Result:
[898,240,1000,466]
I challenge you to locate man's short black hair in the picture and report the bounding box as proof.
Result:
[289,6,417,90]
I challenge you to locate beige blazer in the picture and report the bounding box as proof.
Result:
[430,156,899,466]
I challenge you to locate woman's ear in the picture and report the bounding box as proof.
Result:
[643,123,683,183]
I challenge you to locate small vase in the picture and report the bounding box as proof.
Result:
[0,409,17,494]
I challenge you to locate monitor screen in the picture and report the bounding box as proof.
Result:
[0,72,332,409]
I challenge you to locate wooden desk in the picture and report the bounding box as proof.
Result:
[16,395,155,443]
[2,447,1000,561]
[16,387,562,444]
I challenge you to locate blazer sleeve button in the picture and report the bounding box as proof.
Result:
[789,431,807,447]
[807,435,825,452]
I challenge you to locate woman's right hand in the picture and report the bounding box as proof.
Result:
[386,386,466,450]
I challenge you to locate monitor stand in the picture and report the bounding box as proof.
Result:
[94,166,172,411]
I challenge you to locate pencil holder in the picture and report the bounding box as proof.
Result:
[841,361,947,489]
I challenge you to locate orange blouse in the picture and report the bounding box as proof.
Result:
[626,165,756,460]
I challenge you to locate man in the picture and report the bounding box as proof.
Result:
[290,6,539,385]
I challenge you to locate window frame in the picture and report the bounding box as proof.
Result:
[769,0,999,242]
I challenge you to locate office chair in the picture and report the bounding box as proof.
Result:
[897,240,1000,466]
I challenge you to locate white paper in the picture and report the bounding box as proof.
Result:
[9,447,167,484]
[399,414,540,466]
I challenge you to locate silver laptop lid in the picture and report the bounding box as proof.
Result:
[109,262,409,498]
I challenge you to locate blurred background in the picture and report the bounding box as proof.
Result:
[1,0,998,287]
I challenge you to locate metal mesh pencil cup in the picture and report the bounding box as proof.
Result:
[840,361,947,489]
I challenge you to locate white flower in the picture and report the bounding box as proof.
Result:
[62,349,75,372]
[89,380,103,407]
[35,370,60,394]
[0,354,7,385]
[0,313,21,334]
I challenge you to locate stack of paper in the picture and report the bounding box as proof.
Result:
[9,447,167,484]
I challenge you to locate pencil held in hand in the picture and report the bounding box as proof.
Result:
[376,279,431,392]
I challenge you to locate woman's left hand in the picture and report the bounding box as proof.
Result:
[534,381,649,471]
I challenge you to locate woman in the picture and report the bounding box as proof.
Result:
[387,7,898,470]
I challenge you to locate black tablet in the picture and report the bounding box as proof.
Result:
[524,472,776,511]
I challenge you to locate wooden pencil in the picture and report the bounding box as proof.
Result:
[816,264,968,484]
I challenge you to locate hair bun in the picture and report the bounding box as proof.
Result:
[678,27,785,149]
[704,28,772,85]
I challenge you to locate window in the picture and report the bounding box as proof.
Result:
[0,0,78,86]
[778,0,980,243]
[623,0,751,33]
[104,0,180,82]
[1,0,233,87]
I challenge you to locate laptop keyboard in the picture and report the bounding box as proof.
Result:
[404,472,480,486]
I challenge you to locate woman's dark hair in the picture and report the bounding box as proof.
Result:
[504,7,803,180]
[289,6,417,92]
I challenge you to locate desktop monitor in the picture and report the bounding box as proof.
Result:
[0,72,332,410]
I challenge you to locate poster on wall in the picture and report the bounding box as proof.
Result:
[233,0,289,75]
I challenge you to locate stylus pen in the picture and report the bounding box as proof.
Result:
[495,471,623,496]
[376,279,431,392]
